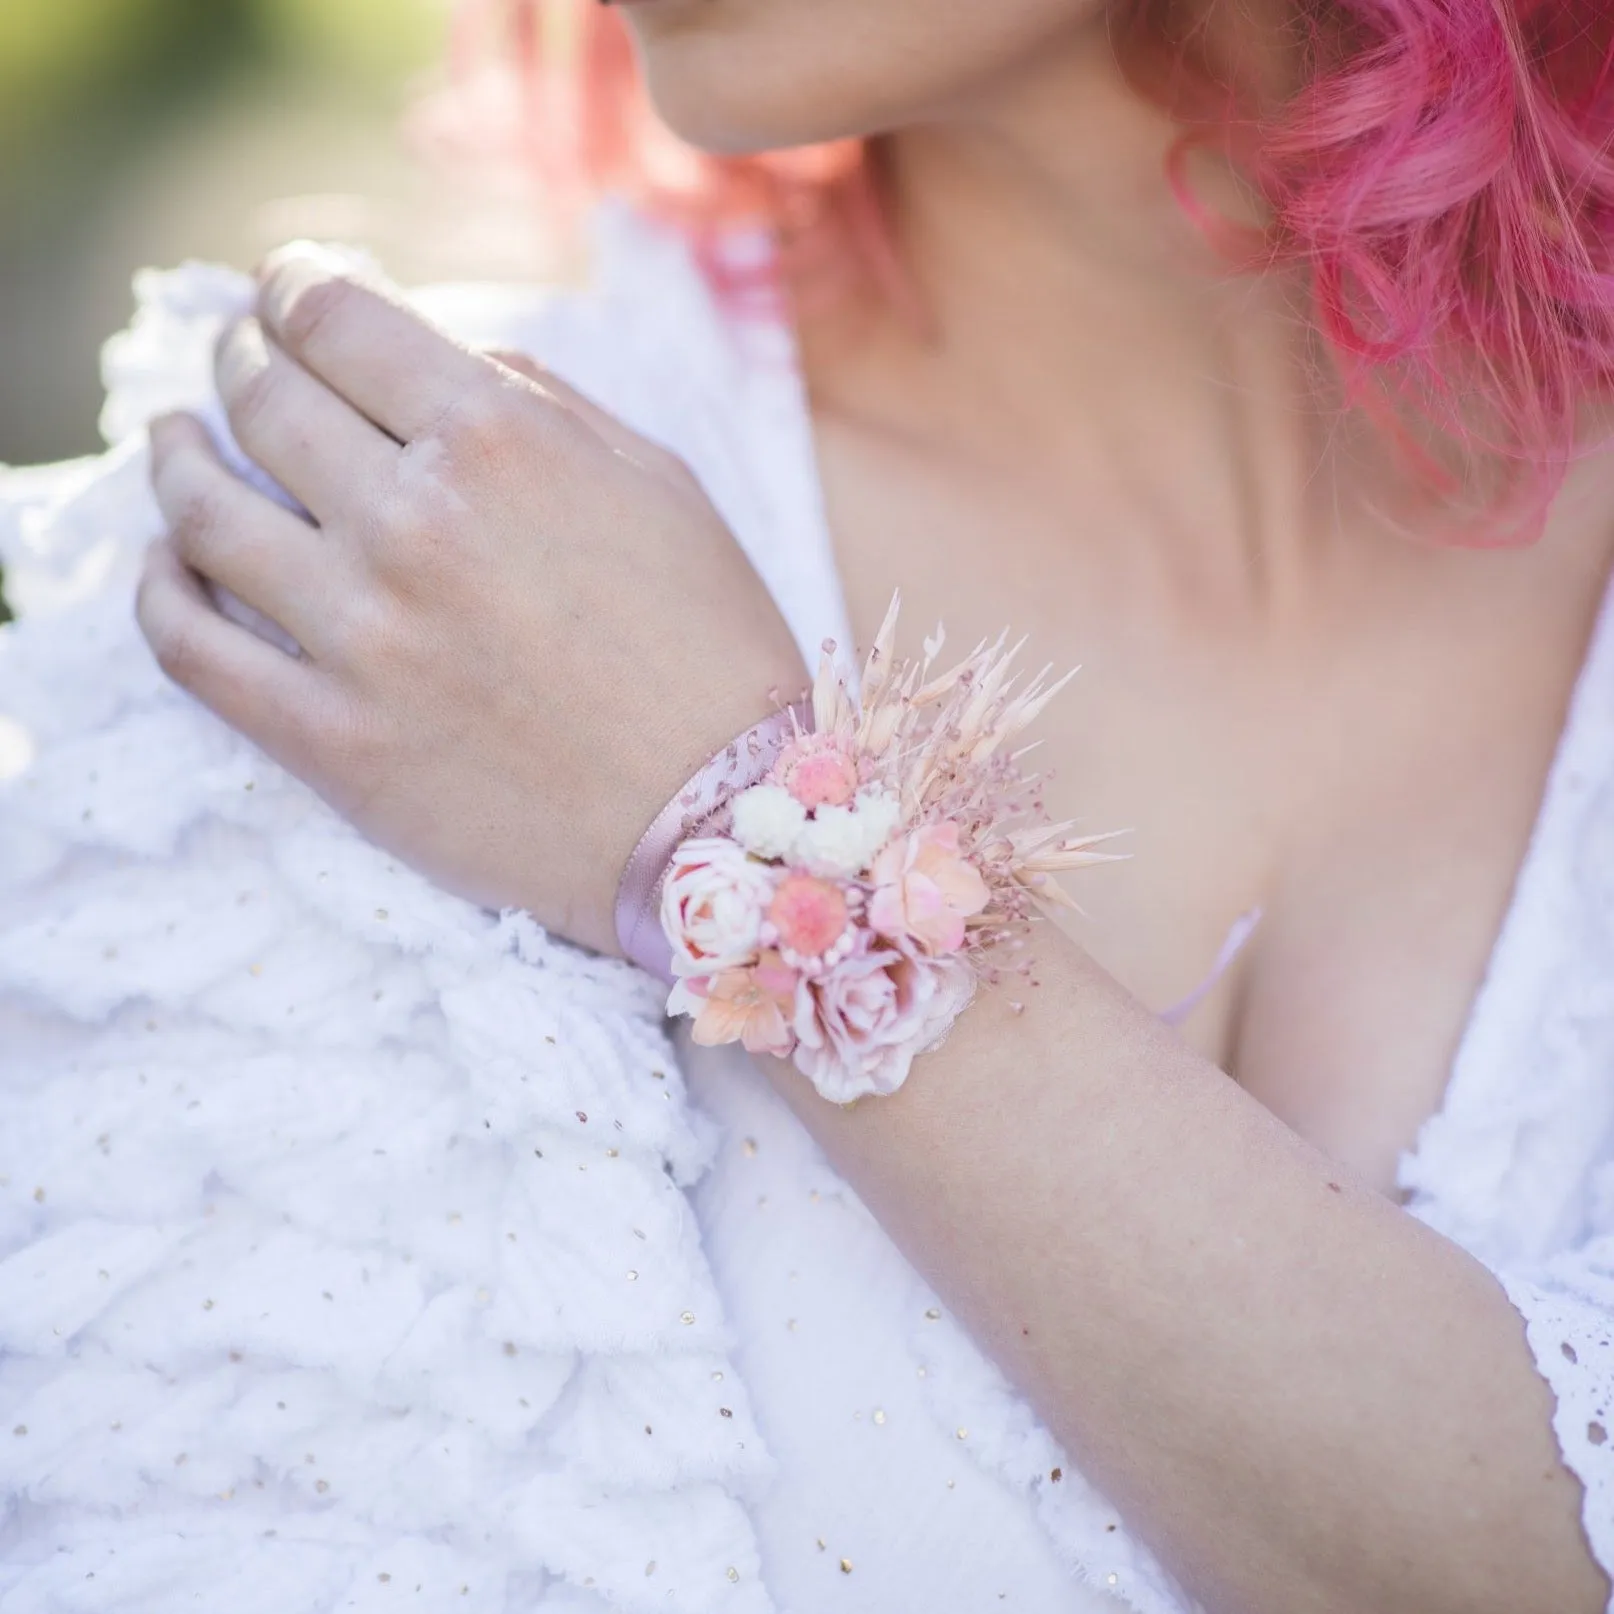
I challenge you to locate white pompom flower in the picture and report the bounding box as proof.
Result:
[792,788,902,879]
[852,787,901,859]
[729,784,808,860]
[792,806,867,878]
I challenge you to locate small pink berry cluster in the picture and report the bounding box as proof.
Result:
[660,596,1116,1104]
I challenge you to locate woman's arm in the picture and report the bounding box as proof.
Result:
[760,924,1608,1614]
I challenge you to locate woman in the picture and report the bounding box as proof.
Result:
[2,1,1611,1610]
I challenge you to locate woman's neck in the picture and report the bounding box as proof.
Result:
[801,21,1370,604]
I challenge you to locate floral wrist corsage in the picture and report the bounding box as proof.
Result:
[658,596,1115,1104]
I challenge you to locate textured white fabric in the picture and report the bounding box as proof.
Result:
[0,203,1609,1612]
[0,233,778,1614]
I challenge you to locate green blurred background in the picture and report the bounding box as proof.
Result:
[0,0,552,472]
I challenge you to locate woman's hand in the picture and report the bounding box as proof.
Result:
[137,241,807,956]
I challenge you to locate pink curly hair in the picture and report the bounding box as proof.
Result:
[444,0,1614,527]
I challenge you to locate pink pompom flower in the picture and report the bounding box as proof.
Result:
[792,941,976,1103]
[660,837,777,976]
[868,822,991,956]
[771,731,860,809]
[764,872,857,971]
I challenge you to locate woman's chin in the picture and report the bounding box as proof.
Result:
[639,62,874,157]
[626,3,1097,160]
[625,7,915,157]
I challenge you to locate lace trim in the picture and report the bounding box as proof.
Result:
[1501,1260,1614,1602]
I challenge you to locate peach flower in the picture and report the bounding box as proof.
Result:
[669,951,800,1057]
[771,732,859,809]
[792,943,976,1103]
[660,837,776,975]
[867,822,990,956]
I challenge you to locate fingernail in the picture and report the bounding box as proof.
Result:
[256,239,380,327]
[214,318,270,395]
[147,410,188,456]
[257,253,325,334]
[256,238,359,283]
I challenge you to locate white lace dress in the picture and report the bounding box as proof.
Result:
[0,205,1609,1614]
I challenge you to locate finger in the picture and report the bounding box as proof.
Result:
[257,242,501,444]
[149,412,340,657]
[483,348,640,445]
[483,349,544,383]
[135,537,334,766]
[483,347,699,482]
[215,317,397,522]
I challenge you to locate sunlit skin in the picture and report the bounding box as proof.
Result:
[138,2,1614,1609]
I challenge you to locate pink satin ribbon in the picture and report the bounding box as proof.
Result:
[614,701,812,984]
[1158,906,1263,1027]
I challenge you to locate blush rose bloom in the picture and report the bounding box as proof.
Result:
[660,837,777,975]
[867,822,991,955]
[669,951,799,1057]
[792,942,976,1103]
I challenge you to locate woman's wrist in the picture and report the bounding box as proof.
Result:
[540,630,808,961]
[615,699,813,980]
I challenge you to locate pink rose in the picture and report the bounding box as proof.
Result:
[868,822,991,956]
[792,942,976,1103]
[660,837,776,975]
[669,951,800,1057]
[771,732,860,809]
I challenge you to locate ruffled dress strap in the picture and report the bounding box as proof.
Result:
[1399,572,1614,1604]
